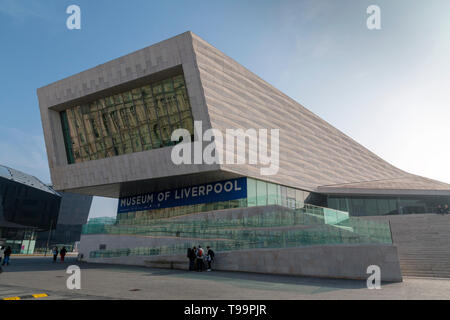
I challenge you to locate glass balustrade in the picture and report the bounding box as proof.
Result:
[84,198,393,259]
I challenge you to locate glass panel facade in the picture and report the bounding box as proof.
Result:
[110,177,450,222]
[327,195,450,216]
[0,175,61,253]
[247,178,257,207]
[84,194,393,259]
[0,179,61,230]
[256,180,267,206]
[60,74,195,164]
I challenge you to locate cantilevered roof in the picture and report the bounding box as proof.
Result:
[0,165,59,196]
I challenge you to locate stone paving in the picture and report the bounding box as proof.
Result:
[0,256,449,300]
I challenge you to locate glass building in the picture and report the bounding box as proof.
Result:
[327,195,450,216]
[36,191,93,250]
[0,166,61,254]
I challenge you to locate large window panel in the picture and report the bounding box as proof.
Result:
[133,99,148,124]
[60,112,75,164]
[130,127,143,152]
[247,178,257,207]
[377,199,391,215]
[267,183,278,205]
[350,198,364,216]
[364,198,379,216]
[65,109,82,163]
[60,73,194,164]
[256,180,267,206]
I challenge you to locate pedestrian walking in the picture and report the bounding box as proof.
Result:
[60,247,67,262]
[2,246,12,266]
[444,204,449,215]
[52,247,59,263]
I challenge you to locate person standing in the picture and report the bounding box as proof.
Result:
[196,245,204,272]
[60,247,67,262]
[187,247,192,270]
[444,204,449,215]
[2,246,12,266]
[192,246,198,271]
[187,247,196,271]
[206,246,215,272]
[52,247,59,263]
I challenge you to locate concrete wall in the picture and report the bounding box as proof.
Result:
[82,239,402,282]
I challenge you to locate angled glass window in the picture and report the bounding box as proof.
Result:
[60,74,194,164]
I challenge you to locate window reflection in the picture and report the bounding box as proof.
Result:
[60,74,194,164]
[327,195,450,216]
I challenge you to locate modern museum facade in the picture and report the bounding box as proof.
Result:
[37,32,450,281]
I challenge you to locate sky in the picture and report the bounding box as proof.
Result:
[0,0,449,219]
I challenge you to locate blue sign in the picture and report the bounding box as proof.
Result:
[117,178,247,214]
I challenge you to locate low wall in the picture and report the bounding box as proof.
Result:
[79,233,195,263]
[81,234,402,282]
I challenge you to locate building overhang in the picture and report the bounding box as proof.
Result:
[60,170,244,198]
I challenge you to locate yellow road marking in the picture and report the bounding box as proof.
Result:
[3,293,48,300]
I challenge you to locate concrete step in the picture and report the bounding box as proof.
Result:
[400,261,450,265]
[399,257,450,260]
[400,265,450,269]
[402,273,450,278]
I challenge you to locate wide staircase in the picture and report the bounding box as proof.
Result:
[365,214,450,278]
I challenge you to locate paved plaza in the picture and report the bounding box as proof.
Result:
[0,256,449,300]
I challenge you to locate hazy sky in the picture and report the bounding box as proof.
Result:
[0,0,449,218]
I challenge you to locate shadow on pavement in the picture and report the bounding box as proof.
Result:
[1,256,395,292]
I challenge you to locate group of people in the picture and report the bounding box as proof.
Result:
[0,246,12,267]
[437,204,449,214]
[52,246,68,263]
[187,245,215,272]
